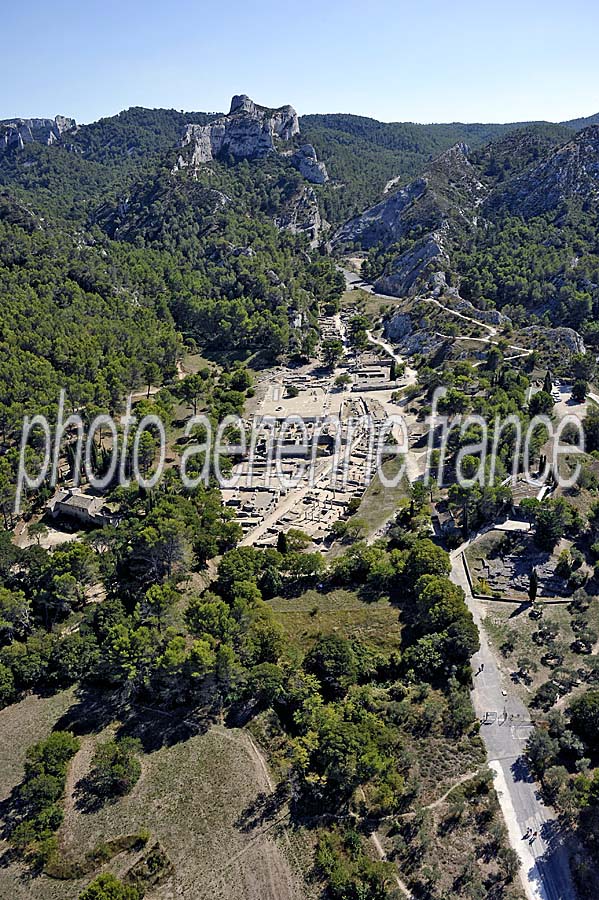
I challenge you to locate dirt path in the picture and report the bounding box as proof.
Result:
[198,725,306,900]
[404,770,481,815]
[424,297,533,360]
[369,830,413,898]
[365,329,418,384]
[58,736,97,854]
[424,297,498,335]
[245,731,275,792]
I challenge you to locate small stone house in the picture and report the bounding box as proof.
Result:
[48,490,113,527]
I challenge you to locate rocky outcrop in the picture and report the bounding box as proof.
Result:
[384,311,412,341]
[290,144,328,184]
[452,298,511,327]
[177,94,299,166]
[332,142,488,297]
[520,325,586,357]
[274,184,325,245]
[383,309,447,357]
[228,94,299,139]
[374,231,450,297]
[176,95,327,184]
[333,142,485,253]
[488,126,599,218]
[0,116,75,152]
[333,177,427,248]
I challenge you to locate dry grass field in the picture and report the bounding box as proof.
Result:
[269,587,402,656]
[0,691,308,900]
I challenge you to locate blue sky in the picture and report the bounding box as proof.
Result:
[2,0,598,124]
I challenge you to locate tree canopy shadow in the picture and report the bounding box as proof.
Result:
[234,782,291,833]
[114,704,212,753]
[53,684,124,736]
[511,755,534,784]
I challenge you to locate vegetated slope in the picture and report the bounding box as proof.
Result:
[299,113,580,222]
[561,110,599,130]
[92,155,343,357]
[486,125,599,218]
[334,141,486,250]
[0,192,180,423]
[0,693,305,900]
[67,106,221,164]
[339,123,599,339]
[3,102,595,230]
[0,101,344,426]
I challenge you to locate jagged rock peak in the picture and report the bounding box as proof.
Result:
[227,94,300,138]
[177,95,328,184]
[229,94,255,114]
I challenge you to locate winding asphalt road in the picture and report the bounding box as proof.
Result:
[451,547,578,900]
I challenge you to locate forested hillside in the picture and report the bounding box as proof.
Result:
[0,123,343,420]
[2,91,599,900]
[341,123,599,334]
[299,114,580,222]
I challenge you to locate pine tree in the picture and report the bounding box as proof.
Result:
[529,567,539,603]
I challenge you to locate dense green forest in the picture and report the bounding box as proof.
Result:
[2,97,599,898]
[0,140,343,417]
[0,118,343,542]
[353,124,599,333]
[300,115,574,222]
[455,207,599,335]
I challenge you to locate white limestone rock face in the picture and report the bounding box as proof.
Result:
[384,311,412,341]
[332,178,428,248]
[291,144,329,184]
[488,125,599,218]
[0,116,76,152]
[229,94,300,140]
[177,95,327,184]
[374,232,450,297]
[274,184,325,246]
[178,95,300,166]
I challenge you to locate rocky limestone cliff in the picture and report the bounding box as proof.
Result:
[289,144,329,185]
[333,177,428,248]
[176,95,328,184]
[333,143,485,297]
[520,325,586,357]
[0,116,76,152]
[374,230,450,297]
[383,307,447,357]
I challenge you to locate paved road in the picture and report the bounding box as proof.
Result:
[342,265,579,898]
[451,548,578,900]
